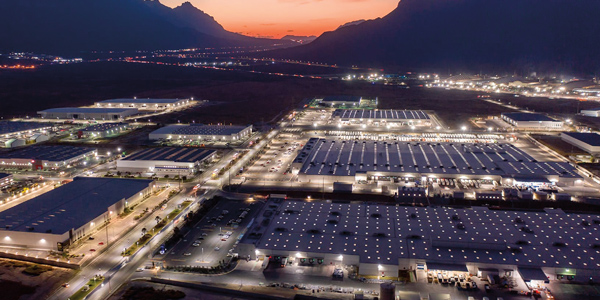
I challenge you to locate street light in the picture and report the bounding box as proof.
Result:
[461,126,467,131]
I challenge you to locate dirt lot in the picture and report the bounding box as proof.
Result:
[0,258,74,300]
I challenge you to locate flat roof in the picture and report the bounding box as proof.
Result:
[0,145,96,162]
[501,112,557,122]
[249,201,600,269]
[98,98,187,104]
[581,107,600,111]
[321,96,362,103]
[293,138,579,178]
[333,109,430,120]
[0,177,152,234]
[151,124,251,136]
[39,108,138,114]
[122,147,216,163]
[0,121,52,136]
[0,173,11,180]
[562,132,600,147]
[81,123,128,132]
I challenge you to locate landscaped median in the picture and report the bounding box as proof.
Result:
[68,275,104,300]
[121,200,191,257]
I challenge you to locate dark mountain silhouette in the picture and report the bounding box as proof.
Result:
[0,0,292,54]
[268,0,600,74]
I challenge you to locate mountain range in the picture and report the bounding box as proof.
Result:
[268,0,600,74]
[0,0,291,54]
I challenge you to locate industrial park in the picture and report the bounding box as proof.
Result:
[0,91,598,300]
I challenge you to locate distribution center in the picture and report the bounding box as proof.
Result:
[149,124,253,142]
[291,138,581,186]
[94,98,191,110]
[116,147,216,176]
[0,177,155,251]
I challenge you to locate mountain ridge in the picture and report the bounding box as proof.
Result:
[266,0,600,74]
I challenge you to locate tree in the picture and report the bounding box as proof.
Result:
[155,216,161,224]
[164,175,169,179]
[141,228,147,236]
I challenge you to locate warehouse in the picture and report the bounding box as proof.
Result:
[95,98,191,110]
[561,132,600,154]
[239,201,600,281]
[0,145,97,170]
[117,147,216,176]
[80,122,129,138]
[0,173,13,189]
[291,138,581,186]
[320,96,364,107]
[38,107,138,121]
[332,109,431,126]
[1,121,54,148]
[501,113,563,129]
[0,177,154,251]
[149,124,253,142]
[580,108,600,117]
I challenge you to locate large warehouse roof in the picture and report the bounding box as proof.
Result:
[293,138,579,178]
[122,147,215,163]
[321,96,362,103]
[501,113,557,122]
[0,177,153,234]
[98,98,187,104]
[81,123,128,132]
[333,109,430,120]
[151,124,250,136]
[0,121,52,136]
[561,132,600,147]
[0,145,96,162]
[249,201,600,269]
[39,107,137,114]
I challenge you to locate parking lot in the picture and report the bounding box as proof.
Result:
[156,198,263,267]
[242,134,304,180]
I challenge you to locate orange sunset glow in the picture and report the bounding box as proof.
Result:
[161,0,399,38]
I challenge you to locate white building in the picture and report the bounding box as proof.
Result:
[561,132,600,154]
[149,124,253,142]
[0,177,154,251]
[580,108,600,117]
[320,96,364,107]
[38,107,138,121]
[239,201,600,282]
[501,113,563,130]
[95,98,192,110]
[117,147,216,176]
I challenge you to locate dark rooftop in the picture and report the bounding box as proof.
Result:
[122,147,216,163]
[0,177,153,234]
[0,145,96,162]
[562,132,600,146]
[502,112,557,122]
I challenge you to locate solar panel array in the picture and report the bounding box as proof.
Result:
[333,109,430,121]
[293,138,579,178]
